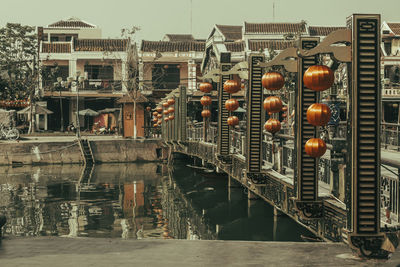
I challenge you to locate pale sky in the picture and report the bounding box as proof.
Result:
[0,0,399,42]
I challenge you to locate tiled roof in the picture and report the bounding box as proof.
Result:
[225,42,245,52]
[48,17,95,28]
[74,39,128,51]
[387,23,400,36]
[165,34,194,41]
[248,40,296,51]
[141,40,205,52]
[244,22,306,34]
[42,43,71,53]
[309,26,346,36]
[215,25,243,41]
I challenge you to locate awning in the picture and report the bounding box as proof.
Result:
[17,104,54,115]
[77,108,99,116]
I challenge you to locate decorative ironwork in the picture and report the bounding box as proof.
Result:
[217,63,231,157]
[295,201,324,219]
[247,172,266,184]
[349,234,389,259]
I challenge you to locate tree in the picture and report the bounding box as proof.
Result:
[0,23,38,132]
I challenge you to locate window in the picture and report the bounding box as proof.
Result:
[50,36,59,42]
[151,64,180,89]
[42,65,69,87]
[384,42,392,56]
[84,65,114,80]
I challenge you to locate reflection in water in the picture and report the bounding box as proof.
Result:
[0,161,314,241]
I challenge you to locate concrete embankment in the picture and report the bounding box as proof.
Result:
[0,137,166,165]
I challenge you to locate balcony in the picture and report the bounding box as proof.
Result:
[43,80,123,95]
[383,82,400,98]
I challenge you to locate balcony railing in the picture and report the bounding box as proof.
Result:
[381,122,400,151]
[43,80,123,93]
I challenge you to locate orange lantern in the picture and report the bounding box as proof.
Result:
[227,116,239,126]
[201,109,211,118]
[156,107,163,113]
[305,138,327,157]
[199,82,213,93]
[153,111,158,117]
[225,98,239,111]
[163,110,169,115]
[167,107,175,114]
[223,80,241,94]
[264,119,281,134]
[146,106,151,112]
[162,102,169,108]
[200,96,212,106]
[157,114,162,119]
[306,103,331,126]
[303,65,334,91]
[168,115,175,120]
[153,123,158,127]
[167,98,175,106]
[263,96,283,114]
[262,72,285,91]
[164,117,169,122]
[153,117,158,122]
[282,106,288,112]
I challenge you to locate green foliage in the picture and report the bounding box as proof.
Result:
[0,23,38,100]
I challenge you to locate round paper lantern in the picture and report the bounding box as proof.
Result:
[164,117,169,122]
[200,96,212,106]
[156,107,163,113]
[303,65,334,91]
[223,80,241,94]
[153,117,158,122]
[201,109,211,118]
[167,107,175,114]
[168,115,175,120]
[157,120,162,125]
[157,114,162,119]
[225,98,239,111]
[263,96,283,114]
[305,138,327,157]
[227,116,239,126]
[282,113,287,118]
[162,102,169,108]
[146,106,151,112]
[153,123,158,127]
[262,72,285,91]
[199,82,213,93]
[306,103,331,126]
[264,119,281,134]
[167,98,175,106]
[163,110,169,115]
[282,106,288,112]
[153,111,158,117]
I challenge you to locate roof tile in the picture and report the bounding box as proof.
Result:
[74,39,128,51]
[225,42,245,52]
[309,26,346,36]
[248,40,296,51]
[141,41,205,52]
[216,25,243,41]
[387,23,400,36]
[244,22,306,34]
[165,34,194,42]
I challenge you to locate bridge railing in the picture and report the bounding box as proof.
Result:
[381,122,400,151]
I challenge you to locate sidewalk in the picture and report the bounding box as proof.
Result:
[0,237,398,267]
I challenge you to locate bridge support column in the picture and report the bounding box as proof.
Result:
[179,86,187,142]
[245,54,265,184]
[294,37,323,220]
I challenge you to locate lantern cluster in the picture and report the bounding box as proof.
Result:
[262,71,285,134]
[223,79,244,127]
[303,65,334,158]
[199,83,213,119]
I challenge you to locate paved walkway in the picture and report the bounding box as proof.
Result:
[0,237,398,267]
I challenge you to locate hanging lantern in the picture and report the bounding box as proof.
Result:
[303,65,334,91]
[282,113,287,118]
[167,98,175,106]
[157,114,162,119]
[223,80,241,94]
[263,96,283,114]
[262,72,285,91]
[227,116,239,126]
[163,65,169,69]
[225,98,239,111]
[168,115,175,120]
[157,120,162,125]
[201,109,211,118]
[153,117,158,122]
[264,119,281,134]
[146,106,151,112]
[153,111,158,117]
[306,103,331,126]
[163,110,169,115]
[305,138,327,157]
[153,123,158,127]
[162,102,169,108]
[164,117,169,122]
[282,106,288,112]
[167,107,175,114]
[200,96,212,106]
[156,107,163,113]
[199,82,213,93]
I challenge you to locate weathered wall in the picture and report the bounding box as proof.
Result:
[0,139,166,166]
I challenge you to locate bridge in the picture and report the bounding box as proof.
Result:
[153,14,400,259]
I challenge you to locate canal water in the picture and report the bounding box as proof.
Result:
[0,161,314,241]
